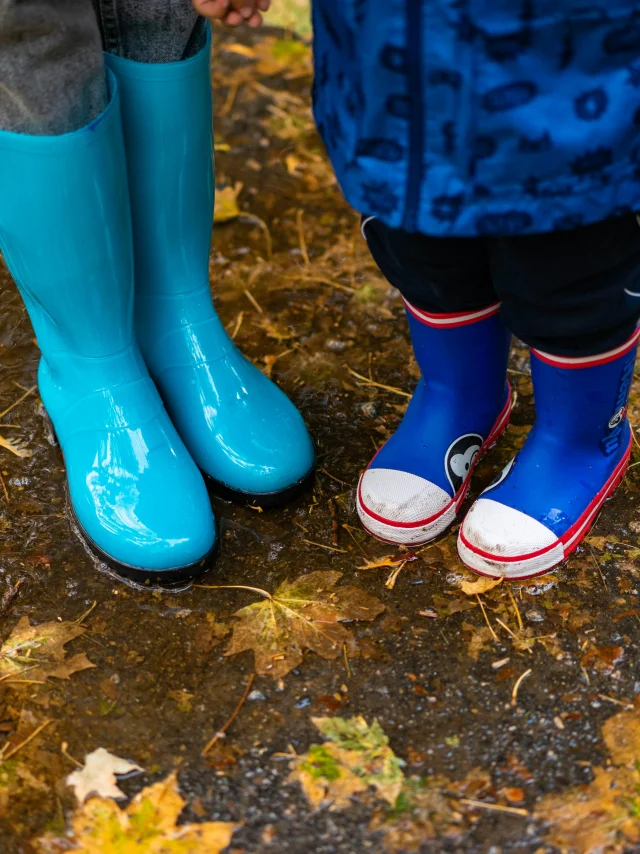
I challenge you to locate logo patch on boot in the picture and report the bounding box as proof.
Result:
[445,434,483,493]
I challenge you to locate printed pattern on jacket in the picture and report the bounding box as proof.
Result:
[311,0,640,236]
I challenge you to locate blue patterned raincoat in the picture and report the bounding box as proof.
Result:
[311,0,640,236]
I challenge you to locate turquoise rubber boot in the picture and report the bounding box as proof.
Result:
[105,34,315,506]
[0,74,217,583]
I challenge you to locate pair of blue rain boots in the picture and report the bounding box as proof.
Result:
[0,37,314,583]
[357,298,637,580]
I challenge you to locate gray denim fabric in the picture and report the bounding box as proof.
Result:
[0,0,206,135]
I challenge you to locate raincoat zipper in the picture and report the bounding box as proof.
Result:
[403,1,424,232]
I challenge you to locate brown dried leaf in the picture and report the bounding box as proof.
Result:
[537,766,640,854]
[0,617,94,682]
[224,571,384,678]
[603,709,640,767]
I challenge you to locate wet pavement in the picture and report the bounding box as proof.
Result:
[2,26,640,854]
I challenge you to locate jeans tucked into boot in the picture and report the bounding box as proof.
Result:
[0,0,205,134]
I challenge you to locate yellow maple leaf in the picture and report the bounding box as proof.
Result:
[213,183,242,224]
[0,617,94,682]
[459,575,503,596]
[38,771,238,854]
[223,571,385,678]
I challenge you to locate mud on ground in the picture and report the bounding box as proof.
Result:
[1,26,640,854]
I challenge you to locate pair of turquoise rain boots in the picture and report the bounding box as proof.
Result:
[0,35,314,584]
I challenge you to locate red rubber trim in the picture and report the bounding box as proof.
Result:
[531,327,640,370]
[403,299,501,329]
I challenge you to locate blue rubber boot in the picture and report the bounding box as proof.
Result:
[0,75,216,583]
[459,330,639,579]
[104,33,315,506]
[357,300,512,545]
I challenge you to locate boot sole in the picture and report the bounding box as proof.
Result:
[68,494,218,586]
[357,389,512,547]
[205,464,316,509]
[457,437,631,580]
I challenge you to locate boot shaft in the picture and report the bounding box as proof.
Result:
[0,75,134,361]
[530,331,639,455]
[405,300,511,403]
[104,30,214,301]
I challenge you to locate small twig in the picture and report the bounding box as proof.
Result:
[0,471,9,504]
[597,693,634,710]
[511,669,532,707]
[1,719,52,762]
[346,367,411,399]
[296,209,310,266]
[459,798,529,817]
[589,547,609,595]
[385,561,407,590]
[75,600,97,625]
[243,289,264,315]
[301,538,348,554]
[230,311,244,340]
[319,467,350,487]
[495,617,519,641]
[508,587,523,632]
[476,595,498,641]
[343,643,351,678]
[287,275,356,296]
[239,214,273,259]
[0,385,36,420]
[60,741,83,768]
[328,499,339,548]
[202,674,255,757]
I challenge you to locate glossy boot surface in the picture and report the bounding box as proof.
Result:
[357,301,512,545]
[0,76,216,583]
[105,35,315,505]
[458,331,639,579]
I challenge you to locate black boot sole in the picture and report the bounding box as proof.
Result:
[205,464,316,508]
[68,499,218,586]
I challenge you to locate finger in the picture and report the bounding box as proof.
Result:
[257,0,270,10]
[223,9,244,25]
[193,0,229,18]
[247,10,263,26]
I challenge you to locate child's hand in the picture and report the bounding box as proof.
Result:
[192,0,271,28]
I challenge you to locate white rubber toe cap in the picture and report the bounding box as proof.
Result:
[357,468,455,546]
[458,497,564,579]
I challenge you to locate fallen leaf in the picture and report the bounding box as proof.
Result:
[288,744,368,810]
[0,617,94,682]
[224,571,384,678]
[538,708,640,853]
[459,575,503,596]
[0,434,31,458]
[370,776,465,852]
[603,709,640,767]
[38,771,238,853]
[66,748,143,803]
[290,716,404,808]
[581,644,625,675]
[537,766,640,854]
[214,182,243,224]
[462,624,494,661]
